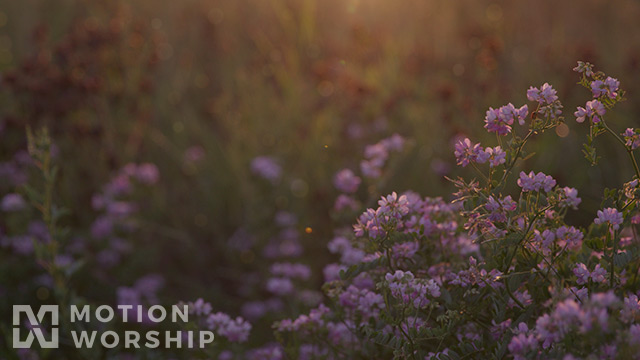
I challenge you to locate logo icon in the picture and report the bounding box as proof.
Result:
[13,305,59,349]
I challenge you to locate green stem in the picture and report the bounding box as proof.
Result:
[609,227,617,286]
[398,306,418,360]
[501,205,551,273]
[601,119,640,179]
[470,162,490,184]
[495,130,534,191]
[503,279,525,309]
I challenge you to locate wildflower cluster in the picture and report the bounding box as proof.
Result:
[269,62,640,359]
[181,298,252,343]
[360,133,405,178]
[7,62,640,360]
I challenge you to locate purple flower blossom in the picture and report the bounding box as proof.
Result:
[135,163,159,184]
[270,262,311,280]
[385,270,440,308]
[630,324,640,345]
[364,143,388,164]
[527,83,558,104]
[517,171,557,192]
[206,312,252,343]
[187,298,211,316]
[358,135,405,179]
[623,128,640,150]
[1,193,26,212]
[91,216,113,239]
[327,236,350,254]
[338,285,385,321]
[591,264,608,283]
[333,169,361,193]
[391,241,419,260]
[183,146,205,164]
[340,246,365,265]
[377,192,410,218]
[246,344,283,360]
[574,263,590,285]
[484,107,511,135]
[381,133,405,152]
[485,195,516,223]
[575,99,606,123]
[530,229,556,256]
[594,207,623,230]
[484,103,529,135]
[134,274,164,301]
[360,159,381,178]
[508,332,537,359]
[251,156,282,183]
[573,61,594,77]
[323,263,346,282]
[555,226,583,251]
[484,146,506,167]
[274,211,297,227]
[353,208,380,238]
[621,295,640,320]
[106,201,137,217]
[559,187,581,209]
[490,319,512,340]
[454,138,484,167]
[591,77,620,99]
[266,277,294,296]
[105,174,132,197]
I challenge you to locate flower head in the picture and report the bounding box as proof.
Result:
[517,171,557,192]
[454,138,484,167]
[333,169,361,193]
[1,193,26,212]
[573,61,594,77]
[573,263,590,285]
[484,146,506,168]
[575,100,606,123]
[591,77,620,99]
[623,128,640,150]
[251,156,282,183]
[594,207,623,230]
[527,83,558,104]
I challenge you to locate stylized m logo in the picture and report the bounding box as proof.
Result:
[12,305,59,348]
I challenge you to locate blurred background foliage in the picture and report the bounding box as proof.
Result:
[1,0,640,337]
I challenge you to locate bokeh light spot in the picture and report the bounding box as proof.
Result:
[556,123,570,138]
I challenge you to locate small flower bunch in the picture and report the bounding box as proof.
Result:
[180,298,252,343]
[454,138,506,168]
[360,133,405,178]
[250,156,282,183]
[272,62,640,359]
[573,61,633,169]
[484,103,528,135]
